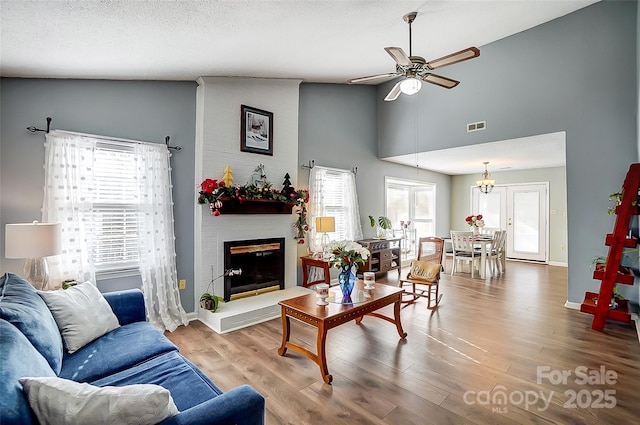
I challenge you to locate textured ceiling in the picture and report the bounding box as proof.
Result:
[0,1,597,175]
[0,0,598,82]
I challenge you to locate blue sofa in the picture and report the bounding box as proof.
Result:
[0,273,265,425]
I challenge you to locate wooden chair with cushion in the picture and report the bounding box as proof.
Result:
[398,237,444,309]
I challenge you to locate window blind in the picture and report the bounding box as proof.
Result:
[91,142,140,272]
[321,170,348,241]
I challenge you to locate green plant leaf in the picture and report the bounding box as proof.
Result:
[378,216,392,230]
[369,215,375,227]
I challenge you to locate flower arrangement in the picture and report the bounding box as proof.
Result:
[327,240,371,271]
[465,214,485,228]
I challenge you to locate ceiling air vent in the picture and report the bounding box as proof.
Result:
[467,120,486,133]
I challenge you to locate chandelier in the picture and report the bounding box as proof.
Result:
[476,162,495,194]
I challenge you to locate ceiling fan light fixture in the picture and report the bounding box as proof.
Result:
[400,77,422,95]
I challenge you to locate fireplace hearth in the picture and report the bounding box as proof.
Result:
[223,237,285,302]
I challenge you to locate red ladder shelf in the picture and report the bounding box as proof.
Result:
[580,163,640,331]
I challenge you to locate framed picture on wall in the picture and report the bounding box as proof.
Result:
[241,105,273,156]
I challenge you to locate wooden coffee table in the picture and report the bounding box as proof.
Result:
[277,281,406,384]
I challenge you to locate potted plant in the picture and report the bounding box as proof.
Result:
[369,215,392,239]
[607,190,640,215]
[200,292,223,312]
[199,272,225,313]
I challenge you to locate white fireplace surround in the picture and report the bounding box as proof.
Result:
[194,77,302,332]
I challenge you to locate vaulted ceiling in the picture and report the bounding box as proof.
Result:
[0,1,598,174]
[0,1,598,82]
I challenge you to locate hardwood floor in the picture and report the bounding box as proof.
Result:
[166,261,640,424]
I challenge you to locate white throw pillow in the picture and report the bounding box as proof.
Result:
[38,281,120,353]
[19,377,179,425]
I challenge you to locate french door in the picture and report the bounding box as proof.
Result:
[472,183,548,262]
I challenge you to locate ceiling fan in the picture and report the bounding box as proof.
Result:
[347,12,480,101]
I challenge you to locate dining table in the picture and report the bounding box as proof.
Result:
[471,235,494,279]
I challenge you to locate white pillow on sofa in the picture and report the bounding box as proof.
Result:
[38,281,120,353]
[19,377,179,425]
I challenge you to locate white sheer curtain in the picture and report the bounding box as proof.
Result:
[134,142,188,331]
[308,166,363,249]
[42,130,187,332]
[42,131,97,284]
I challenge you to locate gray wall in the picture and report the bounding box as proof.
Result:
[450,167,568,264]
[377,1,638,303]
[298,83,451,282]
[0,78,198,311]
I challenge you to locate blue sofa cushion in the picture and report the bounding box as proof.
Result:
[0,273,64,374]
[91,351,222,412]
[59,321,178,383]
[0,319,56,425]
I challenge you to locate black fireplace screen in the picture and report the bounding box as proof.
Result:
[223,237,285,302]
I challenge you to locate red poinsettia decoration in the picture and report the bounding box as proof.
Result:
[200,178,219,194]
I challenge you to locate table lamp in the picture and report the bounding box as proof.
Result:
[5,221,62,290]
[315,216,335,257]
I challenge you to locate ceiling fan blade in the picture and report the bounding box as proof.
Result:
[421,73,460,89]
[426,47,480,70]
[347,72,401,85]
[384,47,412,67]
[384,81,403,102]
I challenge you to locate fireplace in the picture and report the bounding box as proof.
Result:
[223,237,285,302]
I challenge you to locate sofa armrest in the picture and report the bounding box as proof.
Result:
[103,289,147,325]
[159,385,265,425]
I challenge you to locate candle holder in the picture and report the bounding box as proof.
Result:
[315,283,329,305]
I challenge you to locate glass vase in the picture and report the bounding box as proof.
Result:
[338,266,356,301]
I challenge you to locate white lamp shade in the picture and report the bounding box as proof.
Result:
[315,217,335,233]
[5,222,62,259]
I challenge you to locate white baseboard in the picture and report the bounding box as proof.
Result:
[632,313,640,344]
[548,261,568,267]
[564,300,581,310]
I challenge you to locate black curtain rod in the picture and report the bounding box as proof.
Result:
[301,159,357,176]
[26,117,52,133]
[26,117,182,151]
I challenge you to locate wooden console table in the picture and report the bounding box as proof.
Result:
[277,281,406,384]
[357,238,402,277]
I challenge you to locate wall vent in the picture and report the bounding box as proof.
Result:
[467,120,486,132]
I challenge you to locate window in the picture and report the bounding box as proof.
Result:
[385,177,436,261]
[309,166,362,249]
[43,130,187,330]
[318,170,348,240]
[91,143,140,273]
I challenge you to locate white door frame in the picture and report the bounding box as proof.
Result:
[471,182,549,263]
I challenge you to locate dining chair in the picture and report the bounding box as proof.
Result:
[484,230,507,276]
[398,237,444,309]
[450,230,480,278]
[479,227,499,235]
[495,230,507,274]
